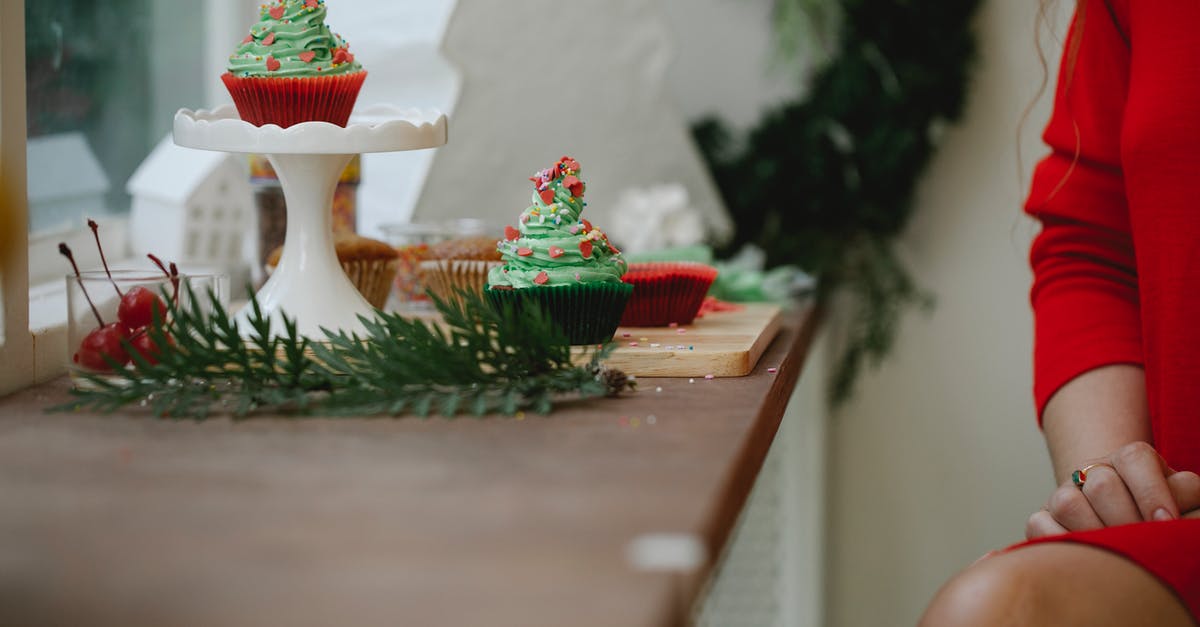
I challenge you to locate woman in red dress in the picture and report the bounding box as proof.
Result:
[921,1,1200,624]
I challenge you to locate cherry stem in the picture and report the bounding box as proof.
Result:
[147,254,181,332]
[59,243,105,327]
[87,219,123,299]
[147,253,170,278]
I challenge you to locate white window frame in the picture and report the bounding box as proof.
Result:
[2,0,255,393]
[0,0,37,394]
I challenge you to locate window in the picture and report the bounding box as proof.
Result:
[5,0,250,391]
[25,0,209,234]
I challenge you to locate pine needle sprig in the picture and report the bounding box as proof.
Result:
[53,284,625,419]
[309,289,615,417]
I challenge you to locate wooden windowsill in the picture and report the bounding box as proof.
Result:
[0,305,818,627]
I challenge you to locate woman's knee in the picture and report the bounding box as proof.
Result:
[920,542,1194,627]
[919,550,1049,627]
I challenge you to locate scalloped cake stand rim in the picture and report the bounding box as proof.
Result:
[173,104,448,154]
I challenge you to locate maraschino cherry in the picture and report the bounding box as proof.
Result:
[126,255,179,365]
[60,242,130,372]
[89,219,169,331]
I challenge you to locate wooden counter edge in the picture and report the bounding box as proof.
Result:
[674,303,821,624]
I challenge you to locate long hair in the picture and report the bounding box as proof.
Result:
[1022,0,1126,204]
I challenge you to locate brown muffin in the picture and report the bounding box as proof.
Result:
[266,233,399,308]
[426,235,503,262]
[418,236,503,307]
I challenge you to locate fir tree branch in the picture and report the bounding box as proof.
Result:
[53,285,624,419]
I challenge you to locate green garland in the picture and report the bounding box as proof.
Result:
[55,287,630,419]
[694,0,983,403]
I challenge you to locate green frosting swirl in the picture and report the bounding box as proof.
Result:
[489,157,627,289]
[227,0,363,78]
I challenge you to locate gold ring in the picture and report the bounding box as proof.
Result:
[1071,462,1110,488]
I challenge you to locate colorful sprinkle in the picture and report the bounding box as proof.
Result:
[622,332,631,338]
[630,342,639,347]
[646,415,657,425]
[767,367,778,374]
[269,5,285,19]
[669,322,679,328]
[533,271,549,285]
[305,0,318,6]
[262,32,276,46]
[265,56,281,71]
[655,387,662,393]
[299,50,316,63]
[579,240,593,258]
[676,328,687,334]
[504,225,520,241]
[517,247,533,257]
[241,34,253,44]
[689,378,695,384]
[539,189,556,205]
[704,374,714,380]
[549,246,564,258]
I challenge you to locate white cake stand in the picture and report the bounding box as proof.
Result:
[173,104,447,339]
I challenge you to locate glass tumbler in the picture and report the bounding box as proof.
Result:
[66,270,228,377]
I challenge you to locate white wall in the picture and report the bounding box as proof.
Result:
[661,0,800,132]
[660,1,1067,622]
[824,1,1071,625]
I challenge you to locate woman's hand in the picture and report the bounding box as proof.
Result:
[1026,441,1200,539]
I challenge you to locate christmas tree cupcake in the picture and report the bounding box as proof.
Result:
[222,0,366,128]
[487,156,632,345]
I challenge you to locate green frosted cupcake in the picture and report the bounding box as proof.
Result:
[221,0,366,127]
[486,156,632,345]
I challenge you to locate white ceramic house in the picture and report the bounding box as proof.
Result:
[126,135,253,277]
[26,132,110,233]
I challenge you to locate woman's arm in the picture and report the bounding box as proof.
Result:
[1041,364,1149,483]
[1026,364,1200,538]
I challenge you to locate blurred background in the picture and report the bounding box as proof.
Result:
[20,0,1072,624]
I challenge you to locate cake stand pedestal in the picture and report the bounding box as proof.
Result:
[173,104,447,339]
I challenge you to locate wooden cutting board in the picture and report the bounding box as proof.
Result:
[581,303,783,378]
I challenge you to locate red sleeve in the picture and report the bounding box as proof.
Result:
[1025,0,1141,423]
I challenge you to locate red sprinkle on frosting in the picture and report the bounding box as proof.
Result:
[517,247,533,257]
[539,189,556,205]
[298,50,316,63]
[504,225,520,241]
[549,246,564,258]
[579,240,593,258]
[262,32,276,46]
[533,271,549,285]
[269,5,285,19]
[265,56,281,71]
[562,175,584,197]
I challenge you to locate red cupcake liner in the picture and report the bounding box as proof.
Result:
[221,71,367,128]
[620,262,718,327]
